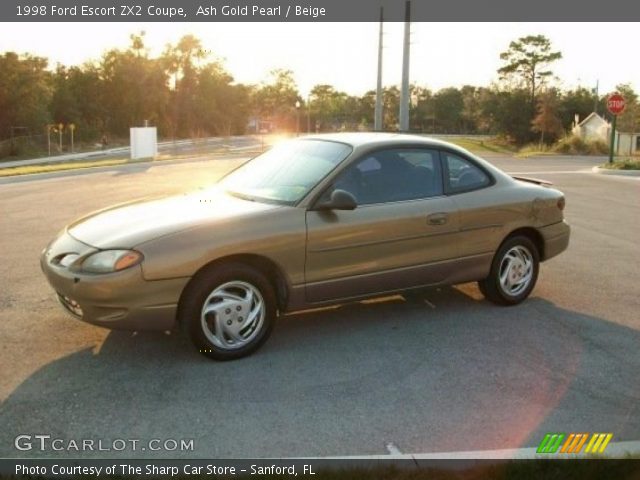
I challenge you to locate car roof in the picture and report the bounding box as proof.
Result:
[301,132,459,150]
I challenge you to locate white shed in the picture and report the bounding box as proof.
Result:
[572,112,610,142]
[617,132,640,156]
[572,112,639,155]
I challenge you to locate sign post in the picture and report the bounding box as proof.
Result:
[58,123,64,153]
[607,93,626,164]
[46,125,52,156]
[69,123,76,153]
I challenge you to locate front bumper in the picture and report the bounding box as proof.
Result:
[540,220,571,261]
[41,232,189,331]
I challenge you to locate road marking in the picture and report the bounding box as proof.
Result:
[507,170,592,174]
[385,443,402,455]
[309,440,640,460]
[411,439,639,459]
[423,299,436,309]
[508,170,640,180]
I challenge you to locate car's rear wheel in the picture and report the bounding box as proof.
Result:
[479,235,539,306]
[179,263,277,360]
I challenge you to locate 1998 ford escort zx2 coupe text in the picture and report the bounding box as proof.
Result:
[41,133,570,360]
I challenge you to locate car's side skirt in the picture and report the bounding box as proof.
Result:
[287,252,493,311]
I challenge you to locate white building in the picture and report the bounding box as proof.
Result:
[573,112,639,155]
[617,132,640,156]
[572,112,609,142]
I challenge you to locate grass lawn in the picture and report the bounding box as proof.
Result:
[434,136,517,155]
[0,157,134,177]
[600,159,640,170]
[0,149,260,177]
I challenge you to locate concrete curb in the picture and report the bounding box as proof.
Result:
[592,166,640,176]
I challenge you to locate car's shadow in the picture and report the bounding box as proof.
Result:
[1,285,639,458]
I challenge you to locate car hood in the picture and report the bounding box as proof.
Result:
[67,188,280,249]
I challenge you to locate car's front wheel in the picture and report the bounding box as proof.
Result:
[479,235,539,306]
[179,263,277,360]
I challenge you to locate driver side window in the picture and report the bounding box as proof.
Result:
[324,149,443,206]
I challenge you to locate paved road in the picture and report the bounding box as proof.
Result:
[1,154,638,458]
[0,135,264,169]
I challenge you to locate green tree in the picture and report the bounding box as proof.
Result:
[432,87,464,133]
[101,33,169,137]
[50,65,80,127]
[0,52,52,141]
[163,35,209,137]
[480,88,533,144]
[309,84,349,131]
[558,87,598,131]
[460,85,483,134]
[498,35,562,108]
[195,62,249,136]
[253,69,300,131]
[358,90,376,129]
[531,90,564,145]
[409,85,433,132]
[382,86,400,131]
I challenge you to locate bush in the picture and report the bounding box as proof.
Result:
[554,136,608,155]
[587,140,609,155]
[601,159,640,170]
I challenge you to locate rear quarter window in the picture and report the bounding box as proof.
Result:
[443,152,491,193]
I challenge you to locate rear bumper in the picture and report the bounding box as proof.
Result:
[540,220,570,261]
[41,234,189,331]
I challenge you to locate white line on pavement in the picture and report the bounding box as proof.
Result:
[309,440,640,460]
[506,170,592,174]
[385,443,402,455]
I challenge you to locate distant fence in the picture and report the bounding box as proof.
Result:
[0,134,49,158]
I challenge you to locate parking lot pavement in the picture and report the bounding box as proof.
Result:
[0,154,638,458]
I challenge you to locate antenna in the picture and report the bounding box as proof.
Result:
[374,7,384,131]
[399,1,411,132]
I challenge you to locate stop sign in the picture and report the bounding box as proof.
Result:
[607,93,626,115]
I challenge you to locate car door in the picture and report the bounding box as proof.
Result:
[441,150,504,258]
[305,148,460,303]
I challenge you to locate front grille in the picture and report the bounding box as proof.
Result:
[56,293,83,318]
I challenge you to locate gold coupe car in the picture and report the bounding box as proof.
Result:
[41,133,570,360]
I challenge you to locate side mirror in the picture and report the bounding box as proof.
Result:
[316,189,357,211]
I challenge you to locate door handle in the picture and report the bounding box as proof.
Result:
[427,212,449,225]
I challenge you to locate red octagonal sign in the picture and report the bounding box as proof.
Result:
[607,93,626,115]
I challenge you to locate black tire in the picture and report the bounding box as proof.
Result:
[478,235,539,306]
[178,263,277,360]
[477,279,489,298]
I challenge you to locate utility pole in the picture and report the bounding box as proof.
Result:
[593,79,599,114]
[374,7,384,131]
[399,1,411,132]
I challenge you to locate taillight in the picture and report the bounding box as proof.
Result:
[557,197,565,211]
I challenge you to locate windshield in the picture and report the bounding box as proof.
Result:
[219,139,352,205]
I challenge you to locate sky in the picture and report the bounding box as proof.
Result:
[1,22,638,97]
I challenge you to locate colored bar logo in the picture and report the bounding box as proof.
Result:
[537,433,613,454]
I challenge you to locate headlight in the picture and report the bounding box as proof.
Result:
[74,250,143,273]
